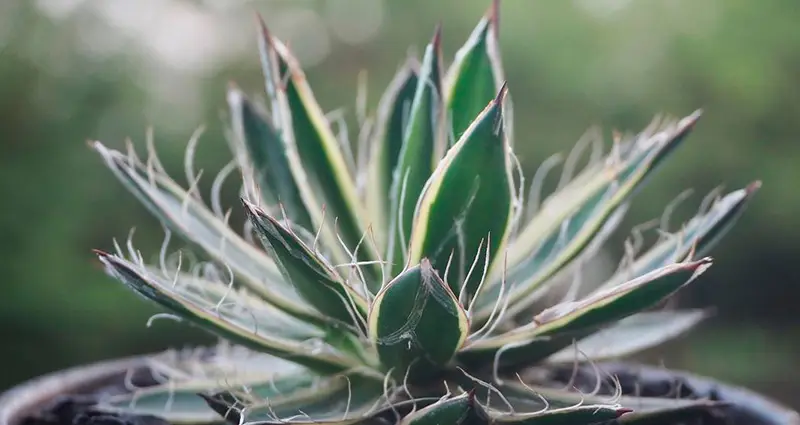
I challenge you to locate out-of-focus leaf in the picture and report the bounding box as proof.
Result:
[399,392,486,425]
[244,201,369,330]
[365,59,419,250]
[387,28,445,278]
[444,0,505,141]
[482,404,629,424]
[98,347,315,424]
[459,258,712,367]
[600,182,761,291]
[96,251,362,374]
[226,85,312,229]
[407,87,514,304]
[257,21,379,282]
[91,142,307,308]
[473,111,703,323]
[547,310,709,363]
[368,259,469,379]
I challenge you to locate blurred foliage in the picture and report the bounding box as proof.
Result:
[0,0,798,408]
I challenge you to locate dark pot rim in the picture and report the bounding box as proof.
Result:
[1,354,798,425]
[0,354,153,425]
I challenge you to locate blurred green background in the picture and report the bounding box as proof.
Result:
[1,0,798,409]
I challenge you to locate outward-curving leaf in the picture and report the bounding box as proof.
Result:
[444,0,505,141]
[365,59,419,249]
[368,259,469,380]
[226,85,312,229]
[95,251,362,374]
[387,28,445,278]
[547,310,709,363]
[399,392,486,425]
[473,111,703,323]
[599,182,761,292]
[407,87,514,304]
[90,142,311,309]
[460,258,712,368]
[243,200,369,331]
[257,21,379,283]
[482,403,628,424]
[97,348,314,424]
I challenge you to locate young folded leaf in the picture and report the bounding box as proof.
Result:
[368,259,469,380]
[399,392,486,425]
[387,28,445,278]
[257,21,380,283]
[460,258,712,367]
[365,60,419,248]
[243,201,369,331]
[96,251,359,374]
[226,86,312,229]
[445,0,505,141]
[407,86,514,303]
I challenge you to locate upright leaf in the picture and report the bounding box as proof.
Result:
[257,21,379,282]
[399,392,486,425]
[445,0,505,141]
[226,85,312,229]
[365,60,419,249]
[407,86,514,304]
[368,259,469,379]
[387,28,445,278]
[243,201,368,330]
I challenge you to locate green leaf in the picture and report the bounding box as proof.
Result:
[387,28,445,278]
[202,377,436,425]
[483,404,629,424]
[547,310,709,363]
[226,85,312,229]
[97,348,314,424]
[365,59,419,250]
[459,258,712,368]
[243,200,369,331]
[90,142,309,310]
[257,22,379,282]
[96,251,363,375]
[368,259,469,379]
[399,392,487,425]
[599,182,761,292]
[473,111,702,323]
[407,86,514,304]
[445,0,505,141]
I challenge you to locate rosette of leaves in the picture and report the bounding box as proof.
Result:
[86,2,795,424]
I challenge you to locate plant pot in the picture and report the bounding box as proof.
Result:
[1,355,798,425]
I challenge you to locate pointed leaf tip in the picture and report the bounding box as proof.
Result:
[432,22,443,49]
[494,82,508,105]
[617,407,634,417]
[487,0,500,31]
[746,180,763,194]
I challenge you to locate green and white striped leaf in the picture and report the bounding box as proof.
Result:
[96,251,361,374]
[387,29,445,278]
[365,59,419,249]
[257,21,379,283]
[368,259,469,379]
[495,381,719,425]
[407,87,514,304]
[600,182,761,292]
[226,85,312,229]
[90,142,311,310]
[459,258,712,367]
[445,0,505,141]
[399,392,486,425]
[547,310,709,363]
[97,347,313,424]
[473,111,702,322]
[201,377,431,425]
[244,201,369,330]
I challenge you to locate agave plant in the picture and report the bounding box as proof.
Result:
[82,3,794,425]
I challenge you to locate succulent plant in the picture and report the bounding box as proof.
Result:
[84,2,788,425]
